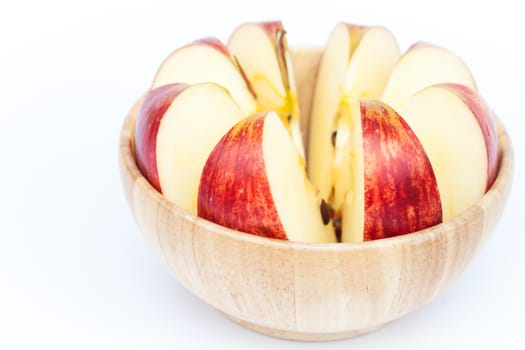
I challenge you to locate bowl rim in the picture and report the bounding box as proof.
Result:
[120,97,513,252]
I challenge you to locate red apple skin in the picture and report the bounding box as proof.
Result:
[259,21,285,61]
[438,83,499,190]
[190,37,231,57]
[406,40,433,51]
[197,112,287,240]
[259,21,284,37]
[134,83,188,192]
[361,100,443,240]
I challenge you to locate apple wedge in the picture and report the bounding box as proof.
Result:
[401,83,498,221]
[308,22,401,211]
[198,111,336,243]
[342,100,442,243]
[134,82,244,214]
[228,21,305,158]
[151,37,258,115]
[382,42,477,112]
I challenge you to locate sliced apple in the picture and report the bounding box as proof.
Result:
[198,111,336,243]
[342,100,442,243]
[308,22,401,212]
[134,82,244,214]
[228,21,305,158]
[401,83,498,221]
[151,37,258,115]
[381,42,477,112]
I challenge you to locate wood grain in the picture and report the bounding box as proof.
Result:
[118,49,513,341]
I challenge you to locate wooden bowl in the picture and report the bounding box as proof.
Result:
[119,49,513,341]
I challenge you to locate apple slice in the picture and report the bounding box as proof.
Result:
[381,42,477,112]
[401,83,498,221]
[228,21,305,158]
[342,100,442,243]
[151,37,258,115]
[308,22,401,211]
[134,82,244,214]
[198,111,336,243]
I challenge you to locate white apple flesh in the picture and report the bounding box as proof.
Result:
[134,82,244,214]
[151,37,258,115]
[382,42,477,112]
[308,23,401,211]
[228,21,305,158]
[402,83,498,221]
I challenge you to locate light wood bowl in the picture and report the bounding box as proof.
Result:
[119,49,513,341]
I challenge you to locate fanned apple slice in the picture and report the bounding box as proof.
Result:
[151,37,258,115]
[228,21,305,158]
[381,42,477,112]
[134,83,245,214]
[308,23,401,212]
[198,111,336,243]
[342,100,442,243]
[402,83,498,221]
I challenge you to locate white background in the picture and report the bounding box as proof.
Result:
[1,0,524,348]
